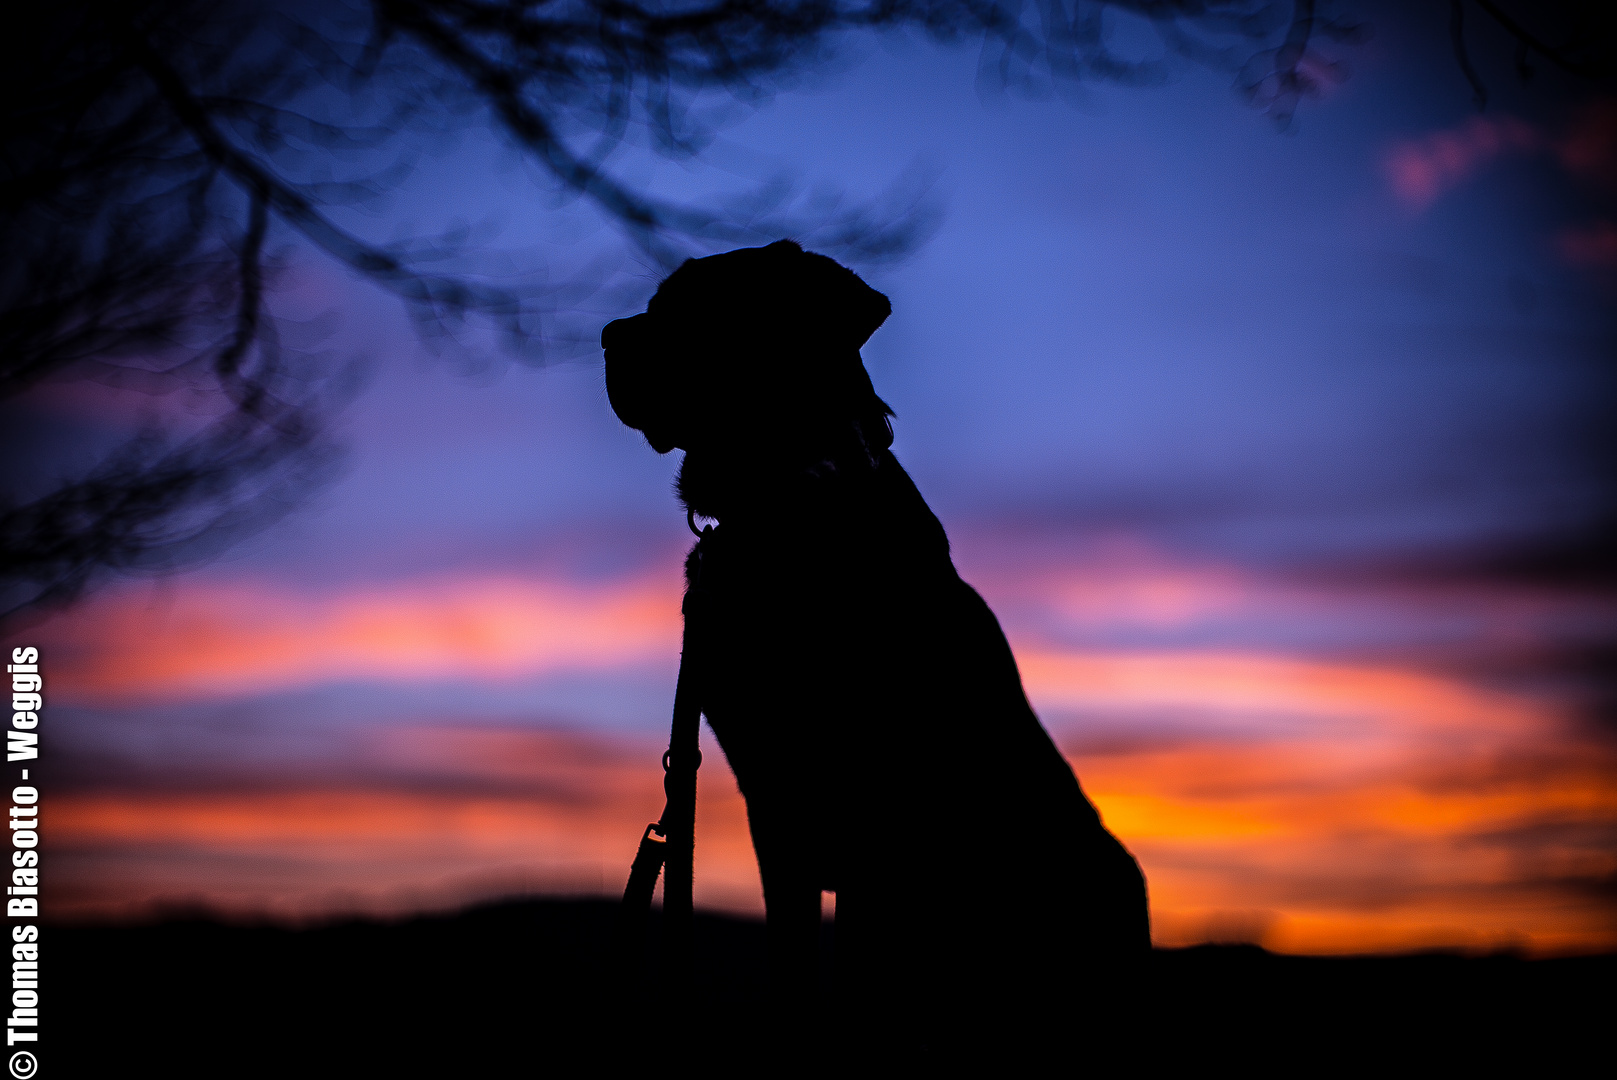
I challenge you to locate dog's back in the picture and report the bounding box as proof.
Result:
[688,442,1147,1013]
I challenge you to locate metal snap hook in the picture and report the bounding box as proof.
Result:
[663,748,703,772]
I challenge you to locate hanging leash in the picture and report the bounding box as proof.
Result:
[616,518,712,989]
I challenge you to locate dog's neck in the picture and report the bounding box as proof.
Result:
[675,419,887,523]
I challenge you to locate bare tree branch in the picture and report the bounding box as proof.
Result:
[1473,0,1609,81]
[1450,0,1488,109]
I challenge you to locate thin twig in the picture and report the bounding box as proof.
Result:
[1451,0,1488,110]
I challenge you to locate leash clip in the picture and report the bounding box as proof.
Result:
[663,748,703,772]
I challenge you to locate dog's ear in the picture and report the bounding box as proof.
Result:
[759,240,890,350]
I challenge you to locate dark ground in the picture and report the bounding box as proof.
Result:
[42,898,1611,1076]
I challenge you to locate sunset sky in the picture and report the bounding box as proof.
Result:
[11,2,1615,955]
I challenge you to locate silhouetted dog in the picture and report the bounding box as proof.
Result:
[603,241,1147,1050]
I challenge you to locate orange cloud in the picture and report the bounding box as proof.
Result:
[49,726,762,923]
[34,556,1617,956]
[50,711,1614,954]
[1067,678,1616,955]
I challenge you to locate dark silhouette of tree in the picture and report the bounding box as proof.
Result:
[1447,0,1612,109]
[1,0,1601,618]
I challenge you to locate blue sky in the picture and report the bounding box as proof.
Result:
[197,2,1612,587]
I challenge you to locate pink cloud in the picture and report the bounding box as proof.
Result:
[1019,648,1538,738]
[1555,99,1617,187]
[1557,220,1617,268]
[1383,115,1540,211]
[33,573,683,705]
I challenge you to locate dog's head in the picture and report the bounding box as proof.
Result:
[602,240,892,455]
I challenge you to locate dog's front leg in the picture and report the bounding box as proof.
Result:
[752,812,823,1019]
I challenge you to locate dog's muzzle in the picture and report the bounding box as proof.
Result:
[602,313,682,453]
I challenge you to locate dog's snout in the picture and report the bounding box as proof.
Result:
[604,312,682,451]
